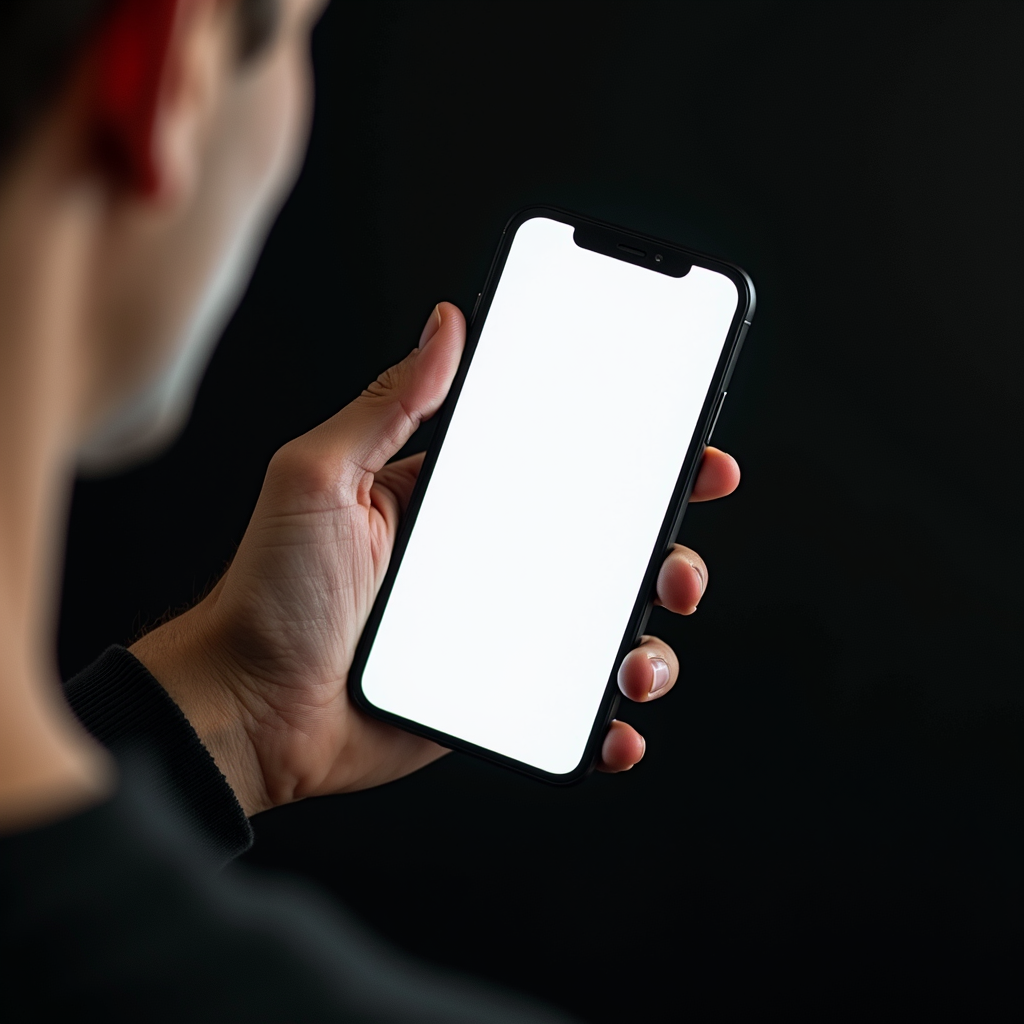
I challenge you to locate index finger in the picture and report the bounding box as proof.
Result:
[690,447,740,502]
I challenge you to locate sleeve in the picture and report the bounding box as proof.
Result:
[63,645,254,865]
[0,761,580,1024]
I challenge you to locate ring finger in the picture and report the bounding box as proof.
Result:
[616,635,679,703]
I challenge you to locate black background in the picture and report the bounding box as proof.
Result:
[58,2,1021,1020]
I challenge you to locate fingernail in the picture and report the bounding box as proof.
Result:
[418,304,442,350]
[689,560,706,595]
[649,657,671,698]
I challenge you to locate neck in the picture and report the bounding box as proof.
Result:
[0,133,113,832]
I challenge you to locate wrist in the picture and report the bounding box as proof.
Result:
[129,601,271,817]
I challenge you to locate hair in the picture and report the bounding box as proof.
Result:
[0,0,281,174]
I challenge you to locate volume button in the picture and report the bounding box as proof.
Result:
[705,392,727,443]
[470,292,482,323]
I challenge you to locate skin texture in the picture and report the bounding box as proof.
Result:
[0,0,740,829]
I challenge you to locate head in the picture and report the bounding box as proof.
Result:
[0,0,325,473]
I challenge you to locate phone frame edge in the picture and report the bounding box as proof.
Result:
[347,204,755,786]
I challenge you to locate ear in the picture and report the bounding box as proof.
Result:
[92,0,225,204]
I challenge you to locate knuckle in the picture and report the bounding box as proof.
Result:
[361,362,418,438]
[268,439,340,499]
[362,362,403,400]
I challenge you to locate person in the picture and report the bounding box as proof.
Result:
[0,0,742,1019]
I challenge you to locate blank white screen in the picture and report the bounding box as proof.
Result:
[361,217,738,775]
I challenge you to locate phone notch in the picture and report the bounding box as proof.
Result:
[574,224,692,278]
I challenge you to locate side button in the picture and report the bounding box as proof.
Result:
[470,292,482,323]
[705,391,727,443]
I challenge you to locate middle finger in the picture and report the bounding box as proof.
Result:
[656,543,708,615]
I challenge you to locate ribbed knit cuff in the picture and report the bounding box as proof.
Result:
[64,646,254,865]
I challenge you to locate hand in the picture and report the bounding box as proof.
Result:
[131,303,740,814]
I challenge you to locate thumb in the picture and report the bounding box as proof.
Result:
[300,302,465,492]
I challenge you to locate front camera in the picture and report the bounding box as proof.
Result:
[654,254,663,262]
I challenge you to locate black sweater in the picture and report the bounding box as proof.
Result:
[0,647,575,1023]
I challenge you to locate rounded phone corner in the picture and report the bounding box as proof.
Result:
[741,270,756,322]
[500,204,575,239]
[346,671,378,720]
[728,266,756,323]
[529,759,594,787]
[528,732,609,787]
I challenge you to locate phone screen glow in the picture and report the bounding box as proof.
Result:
[360,216,740,775]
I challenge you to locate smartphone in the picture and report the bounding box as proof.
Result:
[348,207,754,783]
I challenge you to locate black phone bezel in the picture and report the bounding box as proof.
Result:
[347,205,755,784]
